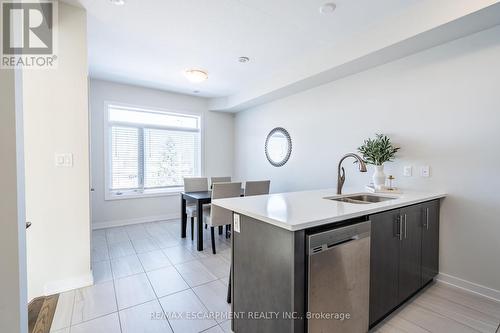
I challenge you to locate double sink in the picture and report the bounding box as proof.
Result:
[325,193,396,204]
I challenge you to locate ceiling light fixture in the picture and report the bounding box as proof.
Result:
[184,68,208,83]
[319,2,336,14]
[110,0,125,5]
[238,56,250,63]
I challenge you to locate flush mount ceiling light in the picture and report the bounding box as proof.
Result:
[319,2,336,14]
[184,68,208,83]
[238,56,250,63]
[110,0,125,5]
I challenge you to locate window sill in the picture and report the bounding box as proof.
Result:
[105,187,183,201]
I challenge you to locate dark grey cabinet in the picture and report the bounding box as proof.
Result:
[421,200,440,286]
[369,200,439,326]
[398,205,422,302]
[368,208,400,326]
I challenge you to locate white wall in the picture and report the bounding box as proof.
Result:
[0,69,28,332]
[234,26,500,293]
[90,79,234,228]
[23,3,92,300]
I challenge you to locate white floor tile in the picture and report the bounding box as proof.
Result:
[193,280,231,323]
[131,237,159,253]
[115,273,156,310]
[93,260,113,284]
[138,250,172,272]
[202,325,225,333]
[147,266,189,297]
[175,260,218,287]
[91,233,108,248]
[71,281,117,325]
[50,289,75,331]
[153,233,182,249]
[50,328,70,333]
[92,244,109,262]
[163,246,198,265]
[126,225,150,240]
[106,227,130,244]
[110,255,144,279]
[218,277,229,287]
[159,289,217,333]
[92,229,106,242]
[218,248,232,263]
[109,240,136,259]
[145,222,170,236]
[71,312,121,333]
[220,320,233,332]
[119,300,173,333]
[199,257,230,279]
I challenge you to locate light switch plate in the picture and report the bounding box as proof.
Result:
[421,165,430,177]
[403,165,412,177]
[55,153,73,167]
[233,214,241,233]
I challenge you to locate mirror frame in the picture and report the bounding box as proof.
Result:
[265,127,292,167]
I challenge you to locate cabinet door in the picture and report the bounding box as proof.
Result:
[421,200,440,286]
[399,205,422,302]
[369,209,401,325]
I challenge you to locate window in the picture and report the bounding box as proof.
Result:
[106,104,201,199]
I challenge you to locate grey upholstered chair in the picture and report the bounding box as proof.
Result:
[245,180,271,196]
[210,176,231,188]
[203,182,241,254]
[183,177,208,240]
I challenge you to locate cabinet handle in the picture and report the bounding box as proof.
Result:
[404,214,407,239]
[426,208,429,230]
[399,215,403,241]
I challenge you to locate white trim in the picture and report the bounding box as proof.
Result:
[105,187,183,201]
[44,272,94,296]
[436,273,500,302]
[92,213,180,230]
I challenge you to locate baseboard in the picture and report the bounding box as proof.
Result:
[92,213,180,230]
[436,273,500,302]
[43,271,93,296]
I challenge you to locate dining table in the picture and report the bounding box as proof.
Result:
[181,189,244,251]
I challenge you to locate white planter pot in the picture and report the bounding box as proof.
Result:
[372,165,386,189]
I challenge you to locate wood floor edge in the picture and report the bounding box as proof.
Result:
[28,294,59,333]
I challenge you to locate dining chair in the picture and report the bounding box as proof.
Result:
[210,176,231,188]
[203,182,242,254]
[245,180,271,196]
[183,177,208,240]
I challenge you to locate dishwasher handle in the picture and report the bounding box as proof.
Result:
[308,221,371,255]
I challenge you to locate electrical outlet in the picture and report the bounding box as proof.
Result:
[421,165,430,177]
[403,165,412,177]
[233,214,241,233]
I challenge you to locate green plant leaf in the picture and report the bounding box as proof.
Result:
[357,133,400,166]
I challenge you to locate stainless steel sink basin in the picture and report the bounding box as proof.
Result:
[325,194,396,204]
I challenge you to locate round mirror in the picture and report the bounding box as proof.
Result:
[265,127,292,167]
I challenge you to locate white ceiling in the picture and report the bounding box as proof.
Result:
[69,0,421,98]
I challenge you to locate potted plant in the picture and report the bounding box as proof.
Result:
[358,134,400,189]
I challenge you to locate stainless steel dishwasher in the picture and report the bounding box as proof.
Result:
[307,220,371,333]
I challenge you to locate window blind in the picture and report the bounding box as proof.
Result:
[111,126,139,190]
[144,128,200,188]
[107,105,201,195]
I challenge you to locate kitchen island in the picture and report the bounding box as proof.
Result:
[213,189,446,333]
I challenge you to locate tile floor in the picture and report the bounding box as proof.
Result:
[50,219,500,333]
[50,219,232,333]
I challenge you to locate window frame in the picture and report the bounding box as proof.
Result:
[103,101,204,200]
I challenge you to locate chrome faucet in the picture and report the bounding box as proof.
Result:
[337,153,367,194]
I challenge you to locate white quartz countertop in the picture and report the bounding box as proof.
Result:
[212,189,446,231]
